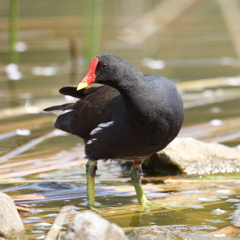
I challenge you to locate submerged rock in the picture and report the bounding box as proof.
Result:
[128,225,238,240]
[128,226,182,240]
[65,211,127,240]
[121,138,240,175]
[0,192,26,240]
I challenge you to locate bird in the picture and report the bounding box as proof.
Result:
[44,54,184,213]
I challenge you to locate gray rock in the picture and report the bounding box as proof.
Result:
[160,137,240,174]
[129,226,237,240]
[0,192,26,240]
[65,211,127,240]
[121,138,240,175]
[128,226,182,240]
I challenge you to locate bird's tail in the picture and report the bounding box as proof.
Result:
[44,103,75,134]
[43,103,74,116]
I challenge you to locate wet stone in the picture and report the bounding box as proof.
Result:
[121,138,240,175]
[128,226,238,240]
[65,211,127,240]
[158,138,240,175]
[0,192,26,240]
[128,226,182,240]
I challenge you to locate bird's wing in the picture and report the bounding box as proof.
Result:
[44,85,121,139]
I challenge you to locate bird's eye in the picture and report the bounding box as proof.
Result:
[102,64,107,69]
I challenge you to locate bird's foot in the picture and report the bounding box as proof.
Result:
[87,204,103,215]
[142,201,151,213]
[88,204,140,214]
[86,202,173,215]
[142,201,176,212]
[106,202,164,213]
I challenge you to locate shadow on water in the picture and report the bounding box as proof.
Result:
[0,0,240,239]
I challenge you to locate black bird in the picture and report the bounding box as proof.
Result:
[44,54,184,212]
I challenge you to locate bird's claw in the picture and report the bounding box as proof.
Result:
[88,205,103,215]
[142,201,176,212]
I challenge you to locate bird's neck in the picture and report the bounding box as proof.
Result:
[116,79,157,127]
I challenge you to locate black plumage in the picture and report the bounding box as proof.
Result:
[44,54,184,211]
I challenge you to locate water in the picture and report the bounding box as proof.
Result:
[1,0,240,239]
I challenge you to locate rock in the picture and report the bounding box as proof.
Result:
[65,211,127,240]
[121,138,240,175]
[0,192,26,240]
[235,144,240,151]
[128,225,237,240]
[160,137,240,175]
[128,226,182,240]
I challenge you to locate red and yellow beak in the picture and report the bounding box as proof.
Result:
[77,57,99,91]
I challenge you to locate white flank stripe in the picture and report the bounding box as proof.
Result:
[90,121,114,136]
[87,138,97,145]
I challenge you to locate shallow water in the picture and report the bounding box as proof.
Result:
[1,0,240,239]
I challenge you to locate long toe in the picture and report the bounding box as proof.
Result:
[88,205,103,215]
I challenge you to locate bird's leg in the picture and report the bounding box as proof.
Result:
[86,159,102,214]
[130,161,150,212]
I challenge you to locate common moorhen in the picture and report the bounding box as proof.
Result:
[44,54,184,212]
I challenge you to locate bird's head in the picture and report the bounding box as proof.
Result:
[77,54,140,90]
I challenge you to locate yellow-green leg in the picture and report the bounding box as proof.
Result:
[86,159,102,214]
[130,161,150,212]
